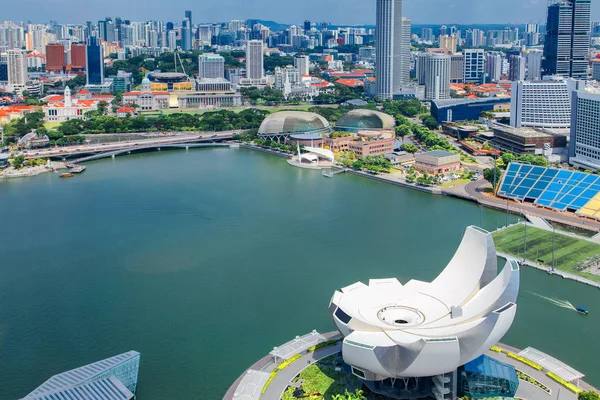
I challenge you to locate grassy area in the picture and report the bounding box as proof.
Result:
[492,224,600,282]
[44,122,61,129]
[281,355,361,400]
[441,179,471,188]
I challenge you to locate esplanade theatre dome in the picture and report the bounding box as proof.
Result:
[336,109,396,131]
[258,111,331,139]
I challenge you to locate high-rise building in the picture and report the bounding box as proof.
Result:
[417,52,451,100]
[7,49,27,91]
[185,10,193,27]
[398,17,412,91]
[509,55,526,81]
[421,27,433,42]
[45,43,65,72]
[246,40,264,80]
[304,20,312,32]
[570,88,600,170]
[450,53,464,83]
[486,52,503,82]
[510,78,583,128]
[0,62,8,82]
[294,55,310,76]
[592,59,600,80]
[464,49,485,84]
[168,30,177,51]
[526,50,543,80]
[198,53,225,79]
[543,0,591,78]
[439,35,457,54]
[86,36,104,85]
[181,18,192,51]
[375,0,403,99]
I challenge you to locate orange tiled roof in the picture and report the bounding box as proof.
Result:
[117,106,135,113]
[335,79,364,87]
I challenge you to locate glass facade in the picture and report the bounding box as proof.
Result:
[25,351,140,399]
[459,355,519,399]
[86,36,104,85]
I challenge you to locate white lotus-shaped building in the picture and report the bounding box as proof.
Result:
[329,226,520,381]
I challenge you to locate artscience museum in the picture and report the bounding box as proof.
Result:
[329,226,521,399]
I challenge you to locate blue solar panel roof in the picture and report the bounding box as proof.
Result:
[498,163,600,212]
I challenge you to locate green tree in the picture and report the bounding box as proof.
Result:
[578,391,600,400]
[421,114,438,130]
[332,389,367,400]
[484,167,503,191]
[501,152,515,166]
[11,154,25,169]
[401,143,418,154]
[395,125,412,142]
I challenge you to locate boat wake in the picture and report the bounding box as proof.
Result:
[530,292,578,311]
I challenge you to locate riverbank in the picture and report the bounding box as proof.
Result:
[0,162,68,181]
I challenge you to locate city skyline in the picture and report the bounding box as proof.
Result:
[6,0,600,25]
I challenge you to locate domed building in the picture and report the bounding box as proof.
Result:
[258,111,331,141]
[336,109,396,133]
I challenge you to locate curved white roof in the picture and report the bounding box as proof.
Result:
[303,146,334,162]
[329,226,520,379]
[258,111,330,136]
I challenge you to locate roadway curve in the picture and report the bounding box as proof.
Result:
[447,179,600,232]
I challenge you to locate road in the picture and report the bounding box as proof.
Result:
[20,131,239,160]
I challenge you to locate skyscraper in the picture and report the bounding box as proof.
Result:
[486,52,503,82]
[294,55,310,76]
[86,36,104,85]
[7,49,27,91]
[246,40,264,80]
[375,0,403,99]
[45,43,65,72]
[464,49,485,84]
[543,0,591,78]
[181,18,192,51]
[304,20,311,32]
[526,50,543,80]
[70,43,87,70]
[508,55,526,81]
[417,52,451,100]
[198,53,225,79]
[185,10,193,27]
[570,88,600,170]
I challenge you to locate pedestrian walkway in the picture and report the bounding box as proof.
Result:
[526,215,554,230]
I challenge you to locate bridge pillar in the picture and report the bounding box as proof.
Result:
[112,154,115,159]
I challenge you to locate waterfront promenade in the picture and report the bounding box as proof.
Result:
[224,332,597,400]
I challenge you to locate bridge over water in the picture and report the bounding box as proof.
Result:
[72,143,232,163]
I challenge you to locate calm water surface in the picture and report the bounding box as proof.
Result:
[0,148,598,399]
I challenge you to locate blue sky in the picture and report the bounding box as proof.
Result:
[6,0,600,25]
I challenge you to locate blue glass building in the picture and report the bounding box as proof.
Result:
[431,98,511,126]
[86,36,104,85]
[459,355,519,398]
[23,351,140,400]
